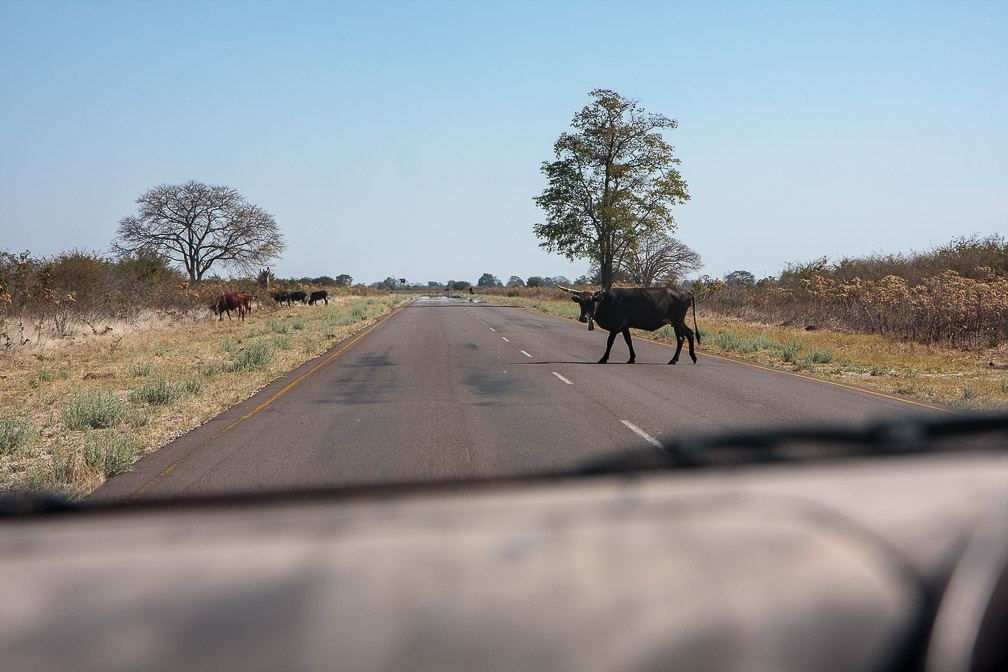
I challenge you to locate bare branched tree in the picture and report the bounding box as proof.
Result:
[623,231,701,286]
[111,181,285,283]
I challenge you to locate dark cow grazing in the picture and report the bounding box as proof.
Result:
[215,292,246,321]
[272,291,291,306]
[309,290,328,306]
[469,287,475,295]
[559,286,700,365]
[289,290,308,305]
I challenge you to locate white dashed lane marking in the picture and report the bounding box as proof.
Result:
[552,372,573,385]
[521,350,532,358]
[621,420,663,449]
[502,337,510,343]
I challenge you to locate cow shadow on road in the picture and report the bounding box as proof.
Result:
[526,360,681,366]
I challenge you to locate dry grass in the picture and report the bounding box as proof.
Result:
[489,293,1008,411]
[0,294,409,498]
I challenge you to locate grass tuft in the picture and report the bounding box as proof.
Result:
[83,430,137,477]
[0,411,38,457]
[775,339,805,363]
[130,361,152,377]
[225,339,274,373]
[62,388,127,430]
[131,373,181,405]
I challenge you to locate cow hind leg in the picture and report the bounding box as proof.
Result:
[684,325,697,363]
[622,329,635,364]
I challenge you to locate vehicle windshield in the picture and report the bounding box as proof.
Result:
[0,1,1006,505]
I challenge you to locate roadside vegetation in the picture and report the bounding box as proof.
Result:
[695,234,1008,350]
[0,249,407,498]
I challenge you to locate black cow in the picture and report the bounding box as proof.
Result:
[289,290,308,305]
[561,286,700,365]
[272,291,291,306]
[309,290,328,306]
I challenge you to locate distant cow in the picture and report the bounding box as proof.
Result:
[559,286,700,365]
[215,292,245,321]
[236,291,252,316]
[272,291,291,306]
[309,290,328,306]
[289,290,308,305]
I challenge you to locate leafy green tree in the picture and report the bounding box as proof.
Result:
[506,276,525,288]
[477,273,502,288]
[724,270,756,288]
[335,274,353,286]
[534,89,689,289]
[526,276,547,287]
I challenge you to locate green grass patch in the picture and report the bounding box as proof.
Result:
[83,430,137,477]
[0,411,37,457]
[131,373,181,405]
[61,388,127,430]
[265,318,289,334]
[225,339,274,373]
[196,361,221,377]
[807,347,836,364]
[130,361,153,377]
[28,367,70,388]
[774,339,805,363]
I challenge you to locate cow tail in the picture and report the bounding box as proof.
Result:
[692,294,700,344]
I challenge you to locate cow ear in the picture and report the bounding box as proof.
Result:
[571,295,581,303]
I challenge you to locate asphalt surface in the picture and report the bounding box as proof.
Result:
[90,297,957,503]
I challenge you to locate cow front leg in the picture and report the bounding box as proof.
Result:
[598,330,618,363]
[622,329,636,363]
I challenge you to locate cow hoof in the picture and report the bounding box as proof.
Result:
[690,355,698,363]
[668,359,678,365]
[597,358,608,364]
[627,359,635,364]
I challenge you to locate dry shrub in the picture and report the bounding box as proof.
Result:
[701,235,1008,348]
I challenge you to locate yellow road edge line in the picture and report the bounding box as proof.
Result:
[126,301,412,501]
[635,335,959,415]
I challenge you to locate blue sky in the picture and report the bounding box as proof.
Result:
[1,0,1005,285]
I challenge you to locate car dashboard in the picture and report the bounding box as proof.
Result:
[3,442,1008,672]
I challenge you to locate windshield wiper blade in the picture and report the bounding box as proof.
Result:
[580,413,1008,475]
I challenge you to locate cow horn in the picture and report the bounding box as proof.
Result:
[555,285,578,294]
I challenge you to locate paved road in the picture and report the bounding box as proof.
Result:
[90,297,955,503]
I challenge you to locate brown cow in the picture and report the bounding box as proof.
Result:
[215,292,245,321]
[236,292,252,317]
